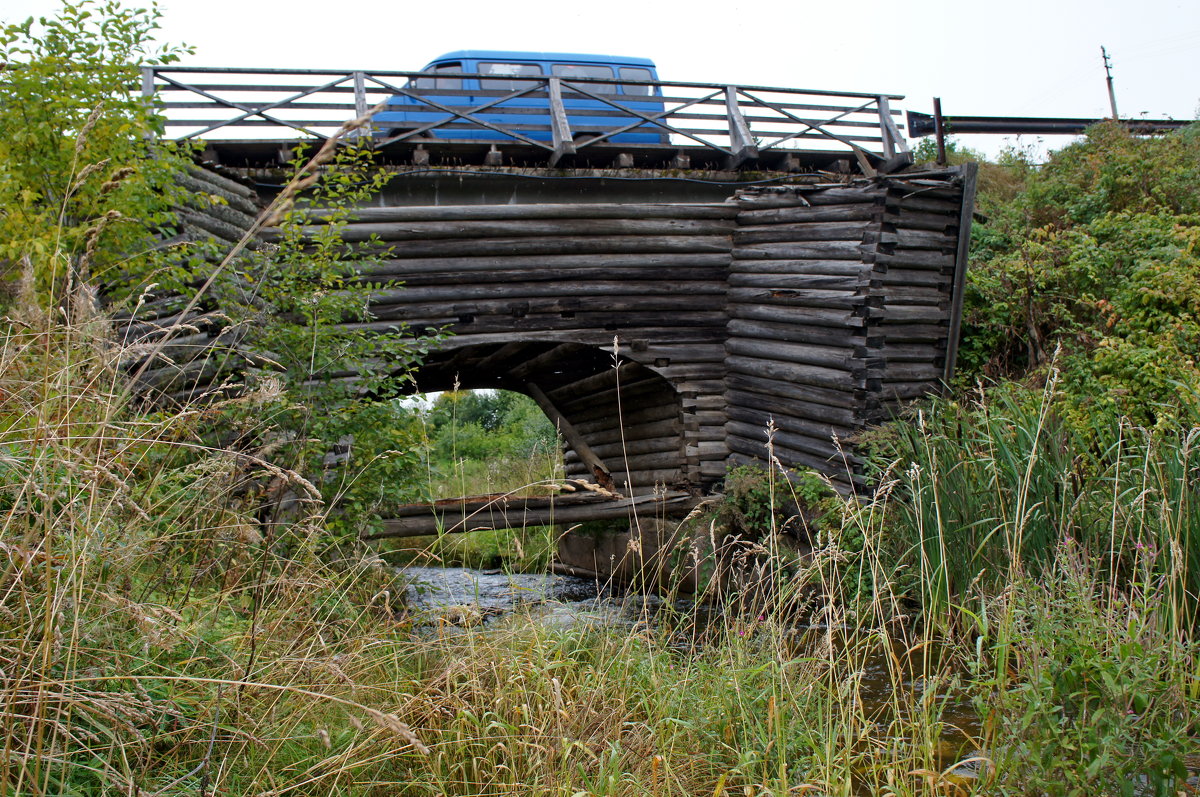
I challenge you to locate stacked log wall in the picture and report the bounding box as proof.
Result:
[112,165,263,403]
[117,164,975,502]
[321,203,738,494]
[726,165,974,488]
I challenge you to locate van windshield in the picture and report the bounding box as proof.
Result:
[478,62,542,92]
[552,64,616,94]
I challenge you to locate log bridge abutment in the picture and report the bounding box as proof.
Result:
[124,163,977,545]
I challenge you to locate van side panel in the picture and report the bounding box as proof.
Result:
[376,52,666,145]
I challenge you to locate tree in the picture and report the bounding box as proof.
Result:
[0,0,194,301]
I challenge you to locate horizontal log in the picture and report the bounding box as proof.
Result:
[873,250,956,269]
[727,303,866,330]
[881,342,944,362]
[365,491,697,539]
[881,285,948,303]
[727,318,875,350]
[876,382,946,401]
[178,211,246,244]
[380,265,728,287]
[725,337,866,371]
[879,229,958,250]
[727,404,855,442]
[546,362,647,403]
[881,362,944,382]
[728,273,867,291]
[724,370,862,410]
[886,182,962,201]
[361,235,732,259]
[881,209,957,231]
[574,402,679,435]
[573,418,683,447]
[875,305,949,324]
[733,220,870,245]
[177,174,261,219]
[566,436,682,459]
[728,287,868,311]
[313,203,738,223]
[187,165,257,200]
[725,387,859,427]
[737,203,879,225]
[885,195,961,214]
[358,252,731,277]
[565,450,683,470]
[283,217,737,243]
[728,259,868,277]
[874,323,951,343]
[736,186,882,208]
[368,280,726,305]
[877,268,950,287]
[368,294,727,322]
[726,434,856,479]
[726,355,863,392]
[733,240,868,260]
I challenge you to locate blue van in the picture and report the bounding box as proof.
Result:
[375,50,667,145]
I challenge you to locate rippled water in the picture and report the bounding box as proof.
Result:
[396,565,712,631]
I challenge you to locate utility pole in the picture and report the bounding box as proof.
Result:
[1101,46,1119,119]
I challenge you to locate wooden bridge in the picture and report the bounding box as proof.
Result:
[122,67,976,553]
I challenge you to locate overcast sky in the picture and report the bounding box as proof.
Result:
[5,0,1198,155]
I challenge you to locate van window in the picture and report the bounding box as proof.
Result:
[478,62,542,92]
[552,63,616,94]
[413,63,463,91]
[619,67,654,96]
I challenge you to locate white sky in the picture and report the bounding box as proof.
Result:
[5,0,1199,156]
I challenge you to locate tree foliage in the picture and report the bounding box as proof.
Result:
[959,122,1200,431]
[0,0,194,298]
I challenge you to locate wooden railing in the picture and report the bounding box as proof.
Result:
[144,66,909,169]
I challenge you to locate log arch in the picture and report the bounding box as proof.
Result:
[406,340,689,494]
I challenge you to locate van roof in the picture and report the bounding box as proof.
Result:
[427,51,656,68]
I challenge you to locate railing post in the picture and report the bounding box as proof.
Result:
[876,95,911,171]
[547,77,575,167]
[141,66,157,140]
[351,70,369,142]
[724,86,757,168]
[878,95,896,158]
